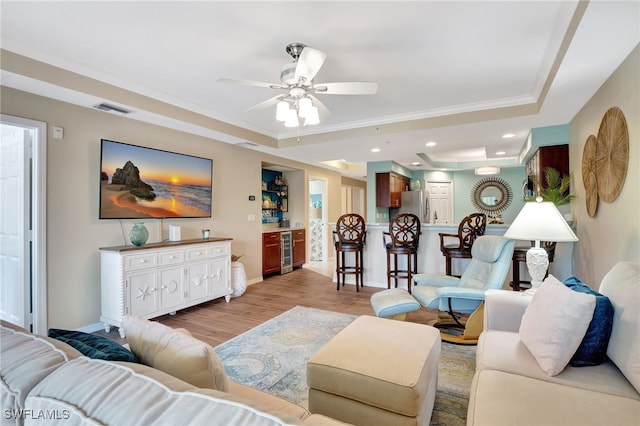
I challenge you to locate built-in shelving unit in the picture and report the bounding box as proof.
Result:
[262,169,288,225]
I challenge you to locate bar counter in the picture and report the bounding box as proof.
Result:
[331,223,574,290]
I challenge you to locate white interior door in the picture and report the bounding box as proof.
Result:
[0,125,30,328]
[426,182,454,224]
[0,114,46,334]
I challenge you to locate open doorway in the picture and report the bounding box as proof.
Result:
[0,115,47,333]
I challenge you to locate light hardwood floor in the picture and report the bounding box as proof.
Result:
[96,267,438,347]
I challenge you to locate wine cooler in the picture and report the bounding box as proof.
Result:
[280,231,293,274]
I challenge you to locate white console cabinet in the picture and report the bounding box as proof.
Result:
[100,238,232,338]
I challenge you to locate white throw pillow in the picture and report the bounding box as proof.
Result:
[519,275,596,376]
[122,315,228,391]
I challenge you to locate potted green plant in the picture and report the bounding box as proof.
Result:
[526,167,575,206]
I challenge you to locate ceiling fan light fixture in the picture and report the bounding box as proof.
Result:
[221,43,378,129]
[298,97,313,118]
[304,106,320,126]
[284,109,299,127]
[276,100,290,121]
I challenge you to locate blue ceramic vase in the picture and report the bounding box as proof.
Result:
[129,222,149,246]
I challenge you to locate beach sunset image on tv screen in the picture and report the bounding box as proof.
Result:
[100,139,213,219]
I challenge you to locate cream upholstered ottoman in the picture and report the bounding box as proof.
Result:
[307,315,441,426]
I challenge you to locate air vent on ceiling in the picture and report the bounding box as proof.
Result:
[236,141,259,148]
[92,103,132,114]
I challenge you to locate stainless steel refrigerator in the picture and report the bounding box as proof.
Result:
[391,191,431,223]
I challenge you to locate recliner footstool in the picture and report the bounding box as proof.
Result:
[370,287,421,320]
[307,315,441,426]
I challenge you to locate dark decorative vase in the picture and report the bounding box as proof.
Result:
[129,222,149,246]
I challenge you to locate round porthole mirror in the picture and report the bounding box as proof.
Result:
[471,177,513,214]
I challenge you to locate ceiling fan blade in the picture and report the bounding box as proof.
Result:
[314,81,379,95]
[244,95,286,113]
[308,94,331,117]
[294,47,327,83]
[217,77,286,90]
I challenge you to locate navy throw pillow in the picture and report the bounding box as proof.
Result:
[48,329,139,363]
[563,276,614,367]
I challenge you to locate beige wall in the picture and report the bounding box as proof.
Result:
[1,86,345,329]
[569,44,640,287]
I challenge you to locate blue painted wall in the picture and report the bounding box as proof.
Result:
[367,162,527,225]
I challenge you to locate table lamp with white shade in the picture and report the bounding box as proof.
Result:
[503,196,578,294]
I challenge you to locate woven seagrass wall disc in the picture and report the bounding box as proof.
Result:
[582,134,598,217]
[595,107,629,203]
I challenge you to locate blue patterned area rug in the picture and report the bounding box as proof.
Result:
[214,306,475,426]
[215,306,356,407]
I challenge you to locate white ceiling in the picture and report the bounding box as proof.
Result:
[1,1,638,180]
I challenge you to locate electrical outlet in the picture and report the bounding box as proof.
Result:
[248,214,255,221]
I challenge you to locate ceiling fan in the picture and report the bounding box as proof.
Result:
[217,43,378,127]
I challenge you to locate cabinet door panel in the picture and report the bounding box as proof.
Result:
[158,267,184,310]
[376,172,409,208]
[209,258,229,298]
[187,261,209,301]
[128,271,158,317]
[292,229,306,267]
[262,232,281,275]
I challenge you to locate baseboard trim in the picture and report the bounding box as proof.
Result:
[77,322,105,333]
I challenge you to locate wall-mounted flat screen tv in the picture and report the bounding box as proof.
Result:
[100,139,213,219]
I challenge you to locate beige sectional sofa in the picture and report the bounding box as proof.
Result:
[1,318,347,426]
[467,261,640,425]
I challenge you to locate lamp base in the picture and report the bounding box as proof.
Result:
[524,280,544,295]
[525,246,549,295]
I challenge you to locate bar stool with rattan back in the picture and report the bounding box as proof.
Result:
[383,213,421,294]
[439,212,487,277]
[510,241,557,291]
[333,213,366,292]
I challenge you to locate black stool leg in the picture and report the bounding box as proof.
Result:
[355,251,360,292]
[386,250,392,289]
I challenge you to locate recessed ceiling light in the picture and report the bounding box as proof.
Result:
[502,133,516,139]
[425,141,436,147]
[370,148,381,153]
[411,162,421,166]
[496,151,506,155]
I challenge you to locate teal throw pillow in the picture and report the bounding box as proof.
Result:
[563,276,614,367]
[48,329,139,363]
